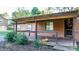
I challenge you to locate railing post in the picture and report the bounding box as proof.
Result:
[56,32,58,44]
[28,30,30,36]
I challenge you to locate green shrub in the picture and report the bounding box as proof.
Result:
[7,27,13,30]
[7,26,14,30]
[5,32,16,42]
[75,47,79,51]
[32,40,41,48]
[15,34,29,45]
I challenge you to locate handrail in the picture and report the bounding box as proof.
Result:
[17,30,57,33]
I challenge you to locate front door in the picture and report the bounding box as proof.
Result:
[64,19,73,38]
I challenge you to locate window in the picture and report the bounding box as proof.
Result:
[17,25,20,30]
[0,19,2,22]
[46,21,54,31]
[0,26,7,31]
[27,24,32,31]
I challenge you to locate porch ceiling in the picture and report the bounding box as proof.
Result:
[13,10,78,24]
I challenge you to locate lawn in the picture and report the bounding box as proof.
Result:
[0,30,13,36]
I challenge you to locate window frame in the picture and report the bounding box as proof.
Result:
[27,24,32,31]
[46,21,54,31]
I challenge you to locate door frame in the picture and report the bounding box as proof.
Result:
[64,18,73,38]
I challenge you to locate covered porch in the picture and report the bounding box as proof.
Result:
[13,10,78,48]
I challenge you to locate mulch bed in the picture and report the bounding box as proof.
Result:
[0,41,58,51]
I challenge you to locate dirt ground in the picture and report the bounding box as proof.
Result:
[0,41,58,51]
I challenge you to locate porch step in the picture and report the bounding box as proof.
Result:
[53,45,75,51]
[42,42,75,51]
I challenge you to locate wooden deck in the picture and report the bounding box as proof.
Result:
[18,30,76,48]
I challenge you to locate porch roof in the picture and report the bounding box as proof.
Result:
[13,10,79,24]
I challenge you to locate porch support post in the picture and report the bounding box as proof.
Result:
[72,18,77,47]
[53,21,58,44]
[15,21,17,34]
[35,20,37,40]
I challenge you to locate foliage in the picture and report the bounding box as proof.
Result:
[44,7,53,14]
[15,34,29,45]
[0,12,9,19]
[12,7,30,19]
[7,27,13,30]
[75,47,79,51]
[75,42,79,51]
[0,31,9,36]
[5,31,30,45]
[40,10,45,15]
[5,32,16,42]
[55,7,75,12]
[31,7,41,16]
[0,30,12,32]
[7,26,13,30]
[11,7,76,20]
[32,40,41,48]
[75,7,79,12]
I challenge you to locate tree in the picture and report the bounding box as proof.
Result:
[39,7,53,15]
[31,7,41,16]
[70,7,74,11]
[42,7,53,14]
[0,12,9,19]
[40,10,45,15]
[47,7,53,14]
[62,7,68,12]
[56,7,75,12]
[75,7,79,12]
[12,7,30,19]
[55,7,62,12]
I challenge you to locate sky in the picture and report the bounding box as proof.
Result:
[0,7,16,17]
[0,0,78,18]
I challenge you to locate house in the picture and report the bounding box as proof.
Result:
[0,15,8,31]
[13,10,79,43]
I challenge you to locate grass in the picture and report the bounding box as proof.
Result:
[0,30,13,36]
[0,30,25,36]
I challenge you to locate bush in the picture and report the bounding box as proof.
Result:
[15,34,29,45]
[32,40,41,48]
[7,27,13,30]
[5,32,16,42]
[7,26,14,30]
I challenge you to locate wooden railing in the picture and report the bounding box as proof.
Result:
[17,30,76,47]
[17,30,58,38]
[17,30,58,43]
